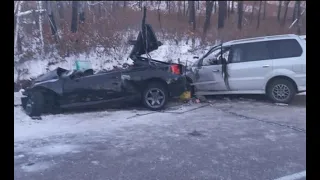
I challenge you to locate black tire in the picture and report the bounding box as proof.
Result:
[24,91,44,117]
[142,82,168,110]
[267,78,296,104]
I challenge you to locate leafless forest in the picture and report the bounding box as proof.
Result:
[14,1,306,87]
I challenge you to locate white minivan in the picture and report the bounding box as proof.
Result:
[186,34,306,103]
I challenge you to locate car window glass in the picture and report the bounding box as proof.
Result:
[202,48,221,66]
[267,39,303,59]
[231,48,243,63]
[231,42,270,63]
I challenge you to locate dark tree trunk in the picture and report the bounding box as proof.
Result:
[123,1,126,10]
[189,1,196,31]
[139,1,142,10]
[237,1,243,30]
[277,1,282,21]
[79,2,85,23]
[17,33,23,53]
[71,1,78,33]
[47,2,58,42]
[32,9,39,27]
[178,1,181,18]
[296,1,301,35]
[197,1,200,10]
[58,2,64,19]
[281,1,290,26]
[231,1,234,13]
[203,1,214,34]
[263,1,266,20]
[218,1,227,29]
[227,1,230,18]
[257,1,262,29]
[251,1,256,22]
[292,1,298,22]
[183,1,186,15]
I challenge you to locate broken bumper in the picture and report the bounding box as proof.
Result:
[168,76,187,97]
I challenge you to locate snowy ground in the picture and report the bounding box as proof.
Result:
[14,93,305,180]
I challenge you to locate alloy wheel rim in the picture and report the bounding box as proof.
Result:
[272,84,290,101]
[145,88,165,108]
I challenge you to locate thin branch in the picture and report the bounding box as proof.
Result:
[17,9,46,17]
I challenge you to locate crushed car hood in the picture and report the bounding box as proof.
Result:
[34,67,67,83]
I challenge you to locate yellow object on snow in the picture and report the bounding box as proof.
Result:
[179,91,191,101]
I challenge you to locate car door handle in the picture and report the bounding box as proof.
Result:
[212,69,220,72]
[262,65,270,68]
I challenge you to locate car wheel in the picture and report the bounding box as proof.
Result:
[142,82,168,110]
[267,78,296,104]
[24,91,44,117]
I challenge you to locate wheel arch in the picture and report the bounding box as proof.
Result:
[265,75,298,94]
[141,77,169,90]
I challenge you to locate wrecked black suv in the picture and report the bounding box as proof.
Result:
[21,7,186,117]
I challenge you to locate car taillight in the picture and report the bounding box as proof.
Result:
[170,64,181,75]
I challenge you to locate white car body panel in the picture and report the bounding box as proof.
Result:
[192,34,306,96]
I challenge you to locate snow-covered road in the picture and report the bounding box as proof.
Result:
[14,94,306,180]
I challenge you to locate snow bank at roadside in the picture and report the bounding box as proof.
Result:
[14,40,209,83]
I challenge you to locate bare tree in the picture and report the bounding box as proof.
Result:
[167,1,171,14]
[57,2,64,19]
[178,1,182,18]
[123,1,126,10]
[79,1,85,23]
[188,1,196,47]
[183,1,186,15]
[251,1,257,22]
[277,1,282,21]
[263,1,266,20]
[281,1,290,26]
[257,1,262,29]
[237,1,243,30]
[292,1,298,22]
[188,1,196,31]
[37,1,44,55]
[231,1,234,13]
[71,1,79,33]
[227,1,230,18]
[203,1,214,35]
[47,1,58,42]
[218,1,227,29]
[296,1,301,35]
[14,1,23,54]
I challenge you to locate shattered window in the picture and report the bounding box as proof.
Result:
[202,48,221,66]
